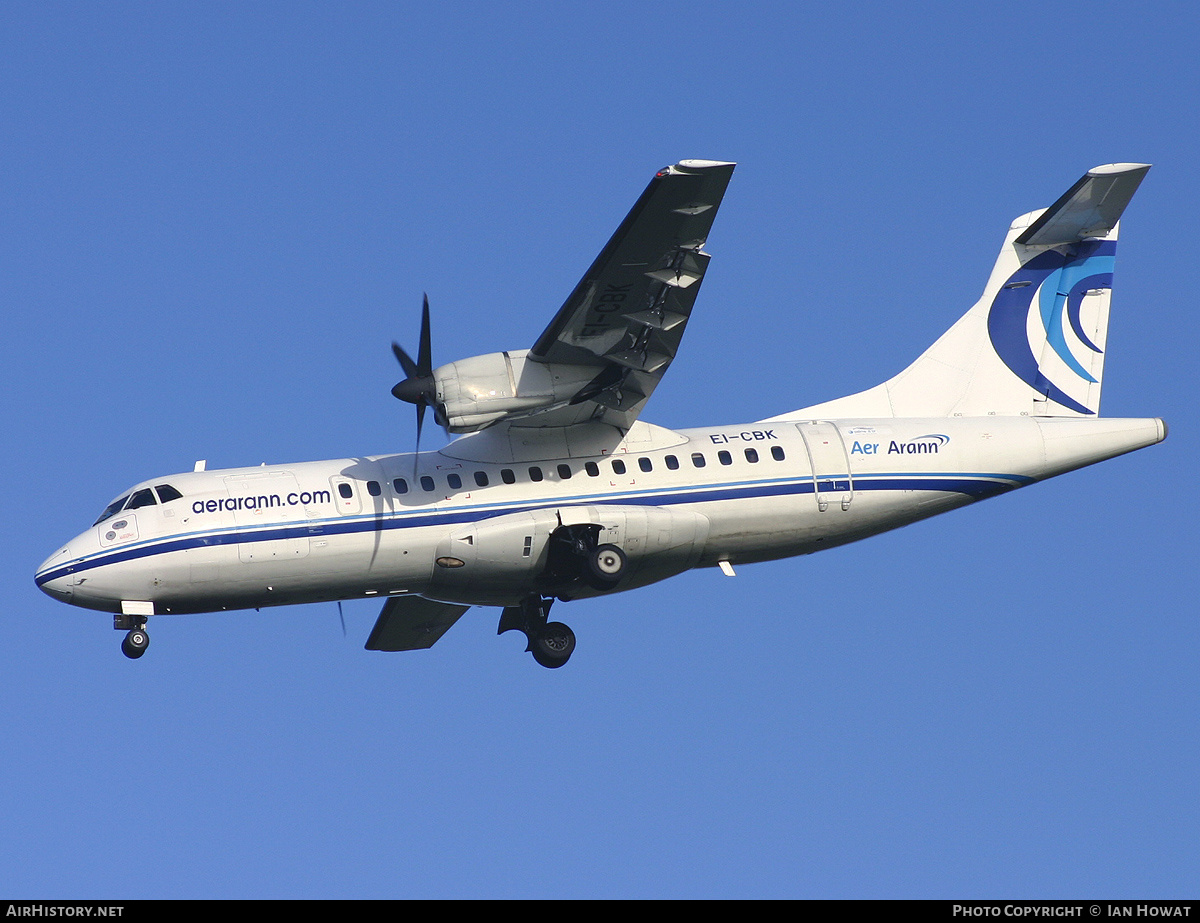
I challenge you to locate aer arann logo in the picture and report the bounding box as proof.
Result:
[888,434,949,454]
[851,434,949,455]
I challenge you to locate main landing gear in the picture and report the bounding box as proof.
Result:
[115,613,149,660]
[497,527,630,668]
[498,596,576,669]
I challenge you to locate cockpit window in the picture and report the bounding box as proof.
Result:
[94,494,131,526]
[125,488,158,511]
[154,484,183,503]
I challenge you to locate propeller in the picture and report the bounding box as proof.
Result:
[391,294,438,457]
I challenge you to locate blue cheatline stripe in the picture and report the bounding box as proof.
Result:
[35,471,1033,586]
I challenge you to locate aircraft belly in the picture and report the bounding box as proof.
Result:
[196,520,441,611]
[79,516,445,615]
[691,414,1162,568]
[694,485,979,567]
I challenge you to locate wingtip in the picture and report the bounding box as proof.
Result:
[671,159,737,175]
[1088,162,1152,176]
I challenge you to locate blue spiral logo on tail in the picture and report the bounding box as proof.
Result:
[987,239,1115,414]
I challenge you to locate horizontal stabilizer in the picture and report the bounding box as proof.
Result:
[364,596,470,651]
[1015,163,1150,247]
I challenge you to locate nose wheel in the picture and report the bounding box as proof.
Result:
[115,613,150,660]
[121,628,149,659]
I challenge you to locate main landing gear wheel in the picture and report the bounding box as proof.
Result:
[121,628,149,660]
[499,596,578,669]
[531,621,576,669]
[586,543,627,590]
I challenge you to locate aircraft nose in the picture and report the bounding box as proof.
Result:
[35,545,74,603]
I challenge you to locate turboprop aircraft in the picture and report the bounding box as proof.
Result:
[36,160,1166,667]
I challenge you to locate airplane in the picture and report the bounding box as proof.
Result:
[35,159,1166,668]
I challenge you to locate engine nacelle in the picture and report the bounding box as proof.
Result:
[427,504,711,605]
[432,349,600,433]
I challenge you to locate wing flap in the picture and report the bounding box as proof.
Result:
[364,596,470,651]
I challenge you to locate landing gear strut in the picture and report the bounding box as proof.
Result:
[498,596,576,669]
[115,613,149,660]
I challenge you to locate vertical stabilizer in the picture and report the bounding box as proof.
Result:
[770,164,1150,421]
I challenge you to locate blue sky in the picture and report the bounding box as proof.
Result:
[4,1,1198,898]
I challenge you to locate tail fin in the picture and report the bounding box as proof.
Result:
[775,163,1150,420]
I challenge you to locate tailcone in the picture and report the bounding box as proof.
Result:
[1035,417,1166,479]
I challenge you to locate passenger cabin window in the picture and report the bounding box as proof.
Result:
[126,488,157,510]
[367,480,382,496]
[420,476,435,492]
[393,478,409,494]
[772,446,786,461]
[638,457,653,473]
[611,459,626,475]
[154,484,182,503]
[691,453,706,468]
[585,462,600,477]
[447,473,462,490]
[718,450,733,466]
[337,483,353,499]
[501,469,516,485]
[665,455,679,470]
[529,467,544,482]
[474,471,489,487]
[745,448,759,463]
[557,464,572,480]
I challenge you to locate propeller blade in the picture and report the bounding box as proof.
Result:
[417,293,432,377]
[413,401,425,479]
[391,341,418,379]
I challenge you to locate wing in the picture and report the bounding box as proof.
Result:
[519,159,736,431]
[364,596,470,651]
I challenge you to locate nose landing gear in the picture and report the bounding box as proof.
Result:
[115,612,149,660]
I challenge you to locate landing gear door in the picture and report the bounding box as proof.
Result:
[797,422,854,512]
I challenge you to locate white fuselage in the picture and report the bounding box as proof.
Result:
[35,415,1165,617]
